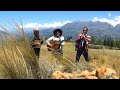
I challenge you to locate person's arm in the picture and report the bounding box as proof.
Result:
[85,35,91,44]
[77,34,83,39]
[46,36,54,45]
[39,35,44,45]
[29,34,34,44]
[84,35,91,52]
[40,36,46,45]
[29,35,36,46]
[75,34,82,45]
[40,40,44,45]
[75,34,84,49]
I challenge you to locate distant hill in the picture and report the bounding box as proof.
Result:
[60,21,115,40]
[113,24,120,33]
[21,21,120,41]
[0,30,8,35]
[24,28,58,39]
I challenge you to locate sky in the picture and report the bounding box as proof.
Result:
[0,11,120,30]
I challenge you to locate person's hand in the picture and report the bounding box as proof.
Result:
[37,42,41,46]
[57,41,61,45]
[86,35,91,38]
[81,35,85,38]
[50,44,53,47]
[42,36,46,41]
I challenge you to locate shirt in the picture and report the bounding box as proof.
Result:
[46,36,65,48]
[77,33,91,44]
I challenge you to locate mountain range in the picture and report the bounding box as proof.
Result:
[1,21,120,41]
[38,21,120,41]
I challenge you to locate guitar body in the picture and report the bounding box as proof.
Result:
[34,40,40,43]
[34,40,41,48]
[47,40,60,51]
[47,36,72,51]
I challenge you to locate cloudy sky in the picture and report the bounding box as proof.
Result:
[0,11,120,30]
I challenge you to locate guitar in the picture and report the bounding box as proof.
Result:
[47,36,72,51]
[33,40,40,48]
[33,36,46,48]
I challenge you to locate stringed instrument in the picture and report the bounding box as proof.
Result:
[34,40,41,48]
[33,36,46,48]
[47,36,72,51]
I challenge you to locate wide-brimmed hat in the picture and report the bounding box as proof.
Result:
[53,29,62,36]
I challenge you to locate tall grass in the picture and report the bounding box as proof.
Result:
[0,21,41,79]
[88,49,120,77]
[0,21,119,79]
[63,42,120,77]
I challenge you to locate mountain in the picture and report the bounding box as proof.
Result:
[21,21,120,41]
[59,21,117,40]
[0,30,8,35]
[113,24,120,33]
[0,30,8,44]
[23,28,58,39]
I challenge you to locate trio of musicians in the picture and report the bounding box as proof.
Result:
[30,27,91,63]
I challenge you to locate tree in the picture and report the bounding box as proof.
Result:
[103,38,107,46]
[90,36,95,44]
[106,38,110,46]
[116,41,120,48]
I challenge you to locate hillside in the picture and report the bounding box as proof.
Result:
[9,21,120,41]
[0,30,8,35]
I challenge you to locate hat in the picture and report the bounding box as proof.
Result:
[33,28,40,35]
[33,27,39,31]
[53,29,62,36]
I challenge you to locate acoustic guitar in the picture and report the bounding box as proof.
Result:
[47,36,72,51]
[34,36,46,48]
[34,40,41,48]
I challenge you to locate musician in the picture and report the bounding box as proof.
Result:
[46,29,65,55]
[30,28,46,56]
[75,27,91,63]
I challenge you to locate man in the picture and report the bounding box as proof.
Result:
[75,27,91,63]
[30,28,46,57]
[46,29,65,55]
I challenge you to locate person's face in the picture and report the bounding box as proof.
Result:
[34,31,39,35]
[56,32,60,37]
[83,28,88,34]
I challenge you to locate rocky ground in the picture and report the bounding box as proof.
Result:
[52,66,119,79]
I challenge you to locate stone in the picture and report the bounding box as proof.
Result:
[96,67,106,79]
[80,70,90,77]
[85,76,98,79]
[90,70,96,76]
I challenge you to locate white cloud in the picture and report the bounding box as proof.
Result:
[92,16,120,27]
[108,12,111,17]
[22,20,72,29]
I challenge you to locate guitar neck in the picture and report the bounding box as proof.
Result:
[59,37,71,43]
[60,40,65,43]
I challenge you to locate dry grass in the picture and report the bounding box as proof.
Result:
[0,21,78,79]
[0,21,40,79]
[63,42,120,77]
[0,21,120,79]
[88,49,120,77]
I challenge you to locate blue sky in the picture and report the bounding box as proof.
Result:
[0,11,120,30]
